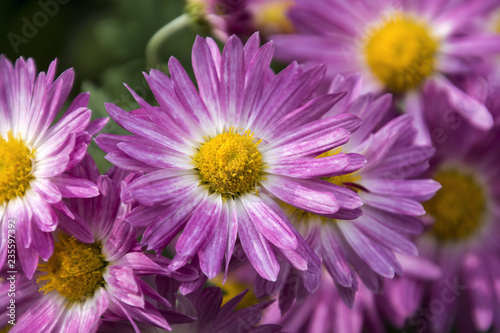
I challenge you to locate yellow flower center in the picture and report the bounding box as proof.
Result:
[490,9,500,34]
[0,324,12,333]
[364,12,438,93]
[210,274,260,310]
[424,170,485,242]
[319,148,362,191]
[193,128,264,197]
[37,235,107,302]
[253,0,295,34]
[322,171,361,192]
[0,132,35,205]
[282,202,327,223]
[283,148,361,223]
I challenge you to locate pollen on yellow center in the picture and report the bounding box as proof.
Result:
[253,0,295,34]
[37,235,107,302]
[424,169,485,242]
[364,12,438,93]
[193,128,264,197]
[0,131,35,205]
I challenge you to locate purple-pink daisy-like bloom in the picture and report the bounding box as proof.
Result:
[7,156,198,333]
[254,74,440,309]
[186,0,295,41]
[99,276,281,333]
[272,0,500,144]
[186,0,253,41]
[401,84,500,333]
[96,33,365,282]
[260,255,440,333]
[0,56,107,279]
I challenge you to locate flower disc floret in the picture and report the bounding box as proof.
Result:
[253,0,295,34]
[0,131,35,204]
[424,169,485,241]
[364,13,438,93]
[194,128,264,197]
[37,235,107,302]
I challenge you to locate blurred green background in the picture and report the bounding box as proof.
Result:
[0,0,203,172]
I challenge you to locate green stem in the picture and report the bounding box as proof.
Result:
[146,13,191,68]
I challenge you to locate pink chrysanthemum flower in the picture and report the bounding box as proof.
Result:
[399,84,500,333]
[186,0,295,41]
[96,33,364,282]
[99,276,280,333]
[186,0,253,41]
[6,157,198,333]
[261,255,440,333]
[254,75,440,309]
[0,56,107,279]
[272,0,500,144]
